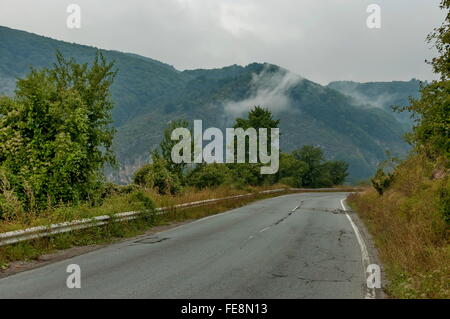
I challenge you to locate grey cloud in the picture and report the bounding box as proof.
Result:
[0,0,444,84]
[224,66,303,116]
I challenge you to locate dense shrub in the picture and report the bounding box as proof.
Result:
[291,145,348,187]
[0,51,116,211]
[132,107,349,196]
[276,153,308,187]
[131,191,157,224]
[187,163,231,189]
[100,182,140,199]
[277,176,298,187]
[371,169,395,195]
[133,155,181,195]
[227,163,268,187]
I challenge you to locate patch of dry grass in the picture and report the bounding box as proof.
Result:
[348,154,449,298]
[0,184,285,233]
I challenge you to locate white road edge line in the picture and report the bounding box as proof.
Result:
[340,198,376,299]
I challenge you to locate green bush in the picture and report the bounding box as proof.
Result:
[371,168,395,195]
[0,51,116,211]
[100,182,140,198]
[187,163,231,189]
[132,155,181,195]
[438,180,450,224]
[227,163,267,186]
[0,168,24,220]
[276,153,308,187]
[278,177,298,187]
[131,191,157,225]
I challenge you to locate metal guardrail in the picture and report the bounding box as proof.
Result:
[0,188,288,247]
[0,187,362,247]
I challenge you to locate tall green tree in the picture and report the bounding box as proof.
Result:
[398,0,450,159]
[291,146,348,187]
[229,106,280,185]
[325,161,349,186]
[0,51,116,211]
[158,119,191,178]
[276,153,308,187]
[133,151,181,195]
[292,145,325,187]
[234,106,280,131]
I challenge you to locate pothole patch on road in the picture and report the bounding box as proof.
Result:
[272,201,304,226]
[298,208,348,214]
[133,236,170,244]
[271,273,289,278]
[297,275,354,284]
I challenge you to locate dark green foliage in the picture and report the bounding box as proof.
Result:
[133,120,191,193]
[438,185,450,224]
[158,119,191,179]
[403,81,450,159]
[227,106,279,186]
[227,163,266,187]
[396,0,450,159]
[132,152,181,195]
[131,191,156,224]
[276,153,308,187]
[187,163,231,189]
[132,164,153,188]
[234,106,279,163]
[292,146,325,187]
[328,79,421,127]
[0,26,414,182]
[0,51,116,211]
[234,106,280,131]
[324,161,350,186]
[152,108,350,190]
[100,182,140,199]
[276,146,348,188]
[290,146,347,187]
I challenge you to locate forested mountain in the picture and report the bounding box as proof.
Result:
[327,79,422,127]
[0,26,417,183]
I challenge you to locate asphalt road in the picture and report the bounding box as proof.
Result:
[0,192,368,298]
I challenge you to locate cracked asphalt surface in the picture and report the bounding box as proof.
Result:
[0,192,366,298]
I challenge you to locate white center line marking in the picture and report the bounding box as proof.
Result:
[259,227,270,233]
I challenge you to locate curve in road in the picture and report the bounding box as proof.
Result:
[0,192,372,299]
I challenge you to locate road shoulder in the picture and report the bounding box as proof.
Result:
[344,198,388,299]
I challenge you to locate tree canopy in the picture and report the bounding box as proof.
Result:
[399,0,450,159]
[0,51,116,212]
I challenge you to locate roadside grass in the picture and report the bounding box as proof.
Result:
[347,154,449,299]
[0,185,274,234]
[0,185,293,268]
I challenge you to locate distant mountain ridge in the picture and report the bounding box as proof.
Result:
[0,26,418,183]
[327,79,422,127]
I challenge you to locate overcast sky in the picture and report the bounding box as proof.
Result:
[0,0,444,84]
